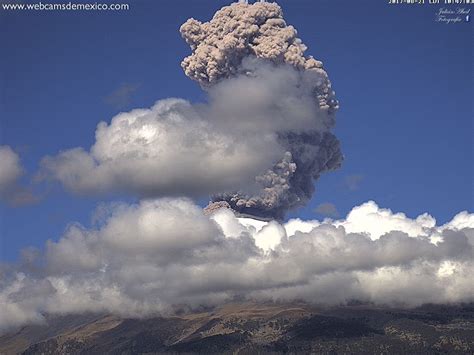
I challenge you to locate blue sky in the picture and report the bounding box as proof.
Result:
[0,0,472,261]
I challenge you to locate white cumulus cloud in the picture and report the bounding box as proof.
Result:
[0,145,37,206]
[39,97,283,198]
[0,145,23,195]
[0,199,472,334]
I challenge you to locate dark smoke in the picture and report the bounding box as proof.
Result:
[181,1,343,219]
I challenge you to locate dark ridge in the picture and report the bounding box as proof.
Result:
[287,314,383,340]
[168,332,249,353]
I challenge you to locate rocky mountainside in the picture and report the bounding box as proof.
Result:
[1,302,473,354]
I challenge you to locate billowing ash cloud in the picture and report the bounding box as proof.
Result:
[40,1,342,219]
[1,199,473,334]
[181,1,342,218]
[180,1,337,113]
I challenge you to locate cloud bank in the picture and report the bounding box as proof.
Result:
[4,0,471,337]
[1,200,472,333]
[40,1,342,219]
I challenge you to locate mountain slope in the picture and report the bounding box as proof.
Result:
[1,302,473,354]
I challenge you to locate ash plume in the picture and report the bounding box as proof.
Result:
[181,1,343,219]
[40,1,342,220]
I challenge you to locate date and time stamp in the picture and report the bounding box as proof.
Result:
[388,0,471,24]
